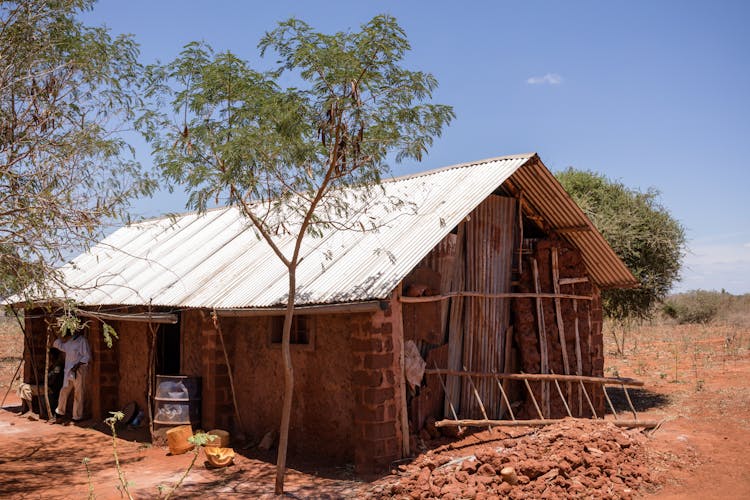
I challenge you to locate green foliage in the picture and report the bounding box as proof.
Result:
[102,322,119,348]
[556,168,686,321]
[56,302,88,337]
[140,14,454,238]
[1,0,155,301]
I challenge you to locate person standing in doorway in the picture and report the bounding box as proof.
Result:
[53,331,91,423]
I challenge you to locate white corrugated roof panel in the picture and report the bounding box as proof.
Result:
[51,153,635,309]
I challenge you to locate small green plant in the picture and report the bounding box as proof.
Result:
[82,457,95,500]
[159,432,217,500]
[104,411,134,500]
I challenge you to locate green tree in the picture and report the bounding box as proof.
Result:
[556,168,686,322]
[0,0,154,301]
[141,15,453,493]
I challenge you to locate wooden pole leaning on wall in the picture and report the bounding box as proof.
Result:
[523,377,545,420]
[622,384,638,421]
[434,418,659,430]
[464,366,491,430]
[445,223,466,419]
[580,380,599,419]
[603,384,619,420]
[573,298,584,416]
[212,309,246,440]
[397,287,410,457]
[500,326,514,419]
[550,248,571,406]
[550,369,572,417]
[434,363,462,433]
[495,376,516,420]
[532,258,550,417]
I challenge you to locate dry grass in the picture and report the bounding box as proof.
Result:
[603,312,750,394]
[0,315,23,393]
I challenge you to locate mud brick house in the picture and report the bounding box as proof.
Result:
[19,153,636,472]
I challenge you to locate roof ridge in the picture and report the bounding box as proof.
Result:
[129,152,537,225]
[382,152,537,183]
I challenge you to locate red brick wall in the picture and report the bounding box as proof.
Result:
[190,309,234,432]
[352,295,405,473]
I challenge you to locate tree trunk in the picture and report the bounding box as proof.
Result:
[44,330,51,420]
[274,266,296,495]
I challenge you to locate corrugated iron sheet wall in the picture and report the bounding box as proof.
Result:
[459,195,517,419]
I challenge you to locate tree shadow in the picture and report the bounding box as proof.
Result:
[605,387,671,413]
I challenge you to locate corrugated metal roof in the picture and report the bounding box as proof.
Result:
[53,153,636,309]
[506,157,637,288]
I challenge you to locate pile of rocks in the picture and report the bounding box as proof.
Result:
[370,419,654,499]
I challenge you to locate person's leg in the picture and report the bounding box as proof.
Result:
[55,380,72,419]
[17,383,32,414]
[71,366,87,421]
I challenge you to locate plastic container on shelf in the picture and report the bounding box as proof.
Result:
[153,375,201,426]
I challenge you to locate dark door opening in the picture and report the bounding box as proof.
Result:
[156,319,181,375]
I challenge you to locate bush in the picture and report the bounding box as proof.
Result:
[557,168,686,321]
[662,290,726,324]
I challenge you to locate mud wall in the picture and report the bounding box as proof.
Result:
[113,320,149,414]
[219,312,364,463]
[512,236,604,418]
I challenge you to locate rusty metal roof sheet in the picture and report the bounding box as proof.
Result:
[53,153,636,309]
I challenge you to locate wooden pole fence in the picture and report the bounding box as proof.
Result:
[423,369,644,388]
[434,418,659,429]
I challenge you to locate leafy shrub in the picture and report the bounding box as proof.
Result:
[556,168,686,321]
[662,290,725,324]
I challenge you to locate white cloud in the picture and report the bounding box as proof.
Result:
[674,241,750,294]
[526,73,563,85]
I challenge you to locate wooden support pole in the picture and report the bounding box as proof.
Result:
[500,326,514,418]
[551,373,573,417]
[517,194,524,276]
[622,385,638,421]
[523,378,545,420]
[551,248,575,408]
[435,418,660,429]
[464,367,490,430]
[434,365,462,433]
[603,385,619,420]
[423,369,645,388]
[395,287,410,458]
[558,277,589,286]
[573,299,583,416]
[495,376,515,421]
[551,249,571,384]
[580,380,598,419]
[212,311,246,440]
[532,258,550,417]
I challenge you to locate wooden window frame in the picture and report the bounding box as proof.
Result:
[268,315,316,351]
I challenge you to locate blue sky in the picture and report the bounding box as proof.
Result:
[82,0,750,294]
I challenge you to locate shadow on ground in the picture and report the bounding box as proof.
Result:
[605,387,671,413]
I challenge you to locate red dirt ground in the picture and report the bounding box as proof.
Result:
[1,322,748,498]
